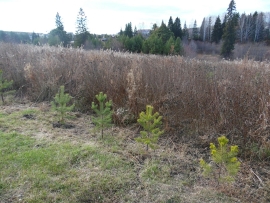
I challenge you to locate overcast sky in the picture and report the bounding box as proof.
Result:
[0,0,269,35]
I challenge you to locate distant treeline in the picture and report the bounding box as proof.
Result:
[1,1,269,57]
[0,31,32,44]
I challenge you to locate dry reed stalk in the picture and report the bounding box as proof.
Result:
[1,42,270,158]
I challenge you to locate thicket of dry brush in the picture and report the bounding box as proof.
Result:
[1,42,270,159]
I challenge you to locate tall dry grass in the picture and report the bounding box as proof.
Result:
[1,42,270,158]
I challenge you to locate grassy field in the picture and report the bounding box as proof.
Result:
[0,100,269,202]
[0,101,240,203]
[0,42,270,202]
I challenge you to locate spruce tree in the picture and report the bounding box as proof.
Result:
[119,28,123,36]
[211,16,223,44]
[124,22,133,38]
[152,23,158,31]
[182,21,189,40]
[173,17,183,39]
[221,0,238,58]
[168,16,174,32]
[174,37,183,55]
[144,22,174,54]
[156,22,174,44]
[134,26,138,36]
[192,20,199,40]
[56,12,64,31]
[48,12,70,46]
[74,8,90,47]
[164,36,175,55]
[221,15,227,33]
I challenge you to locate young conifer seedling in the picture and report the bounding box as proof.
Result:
[0,70,13,104]
[51,85,74,125]
[200,135,241,185]
[135,105,164,151]
[91,92,113,138]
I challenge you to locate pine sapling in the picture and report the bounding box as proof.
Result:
[0,70,13,104]
[200,135,241,185]
[91,92,113,138]
[51,86,74,124]
[135,105,164,150]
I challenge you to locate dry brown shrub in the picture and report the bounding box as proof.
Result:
[233,42,270,61]
[1,42,270,158]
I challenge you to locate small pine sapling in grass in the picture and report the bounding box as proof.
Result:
[91,92,113,138]
[135,105,164,151]
[51,86,74,124]
[0,70,13,104]
[200,135,241,185]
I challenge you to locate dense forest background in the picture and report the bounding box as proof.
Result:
[1,1,269,60]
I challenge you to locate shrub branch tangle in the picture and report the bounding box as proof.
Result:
[135,105,164,150]
[51,86,74,124]
[91,92,113,138]
[0,70,13,104]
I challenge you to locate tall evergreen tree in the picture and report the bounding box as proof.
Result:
[48,12,70,46]
[143,22,174,54]
[149,23,158,35]
[161,20,166,27]
[182,21,189,40]
[119,28,123,36]
[152,23,158,31]
[221,15,227,33]
[74,8,90,47]
[192,20,199,40]
[221,0,238,58]
[124,22,133,38]
[164,36,175,55]
[156,22,174,44]
[55,12,64,31]
[174,37,183,55]
[211,16,223,43]
[172,17,183,39]
[168,16,174,32]
[227,0,236,17]
[134,26,138,36]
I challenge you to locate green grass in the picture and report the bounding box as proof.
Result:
[140,159,171,183]
[21,108,38,115]
[0,105,242,202]
[0,131,135,202]
[0,107,39,132]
